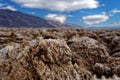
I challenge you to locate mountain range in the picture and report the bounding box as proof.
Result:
[0,9,83,28]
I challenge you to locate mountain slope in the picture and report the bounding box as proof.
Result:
[0,9,84,28]
[0,9,56,28]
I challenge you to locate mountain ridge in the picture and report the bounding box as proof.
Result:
[0,9,81,28]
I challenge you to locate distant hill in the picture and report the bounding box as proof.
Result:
[0,9,81,28]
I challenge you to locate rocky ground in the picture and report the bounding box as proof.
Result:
[0,28,120,80]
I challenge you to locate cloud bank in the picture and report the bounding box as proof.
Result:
[12,0,99,12]
[45,14,66,23]
[83,14,109,25]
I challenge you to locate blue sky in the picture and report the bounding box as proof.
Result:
[0,0,120,28]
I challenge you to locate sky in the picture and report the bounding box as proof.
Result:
[0,0,120,28]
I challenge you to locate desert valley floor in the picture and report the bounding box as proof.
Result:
[0,28,120,80]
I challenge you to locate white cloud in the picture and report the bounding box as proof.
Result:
[108,9,120,17]
[1,6,16,11]
[108,22,120,27]
[101,11,106,15]
[45,14,66,23]
[83,14,109,25]
[12,0,99,12]
[111,9,120,14]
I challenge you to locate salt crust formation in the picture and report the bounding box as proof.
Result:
[0,28,120,80]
